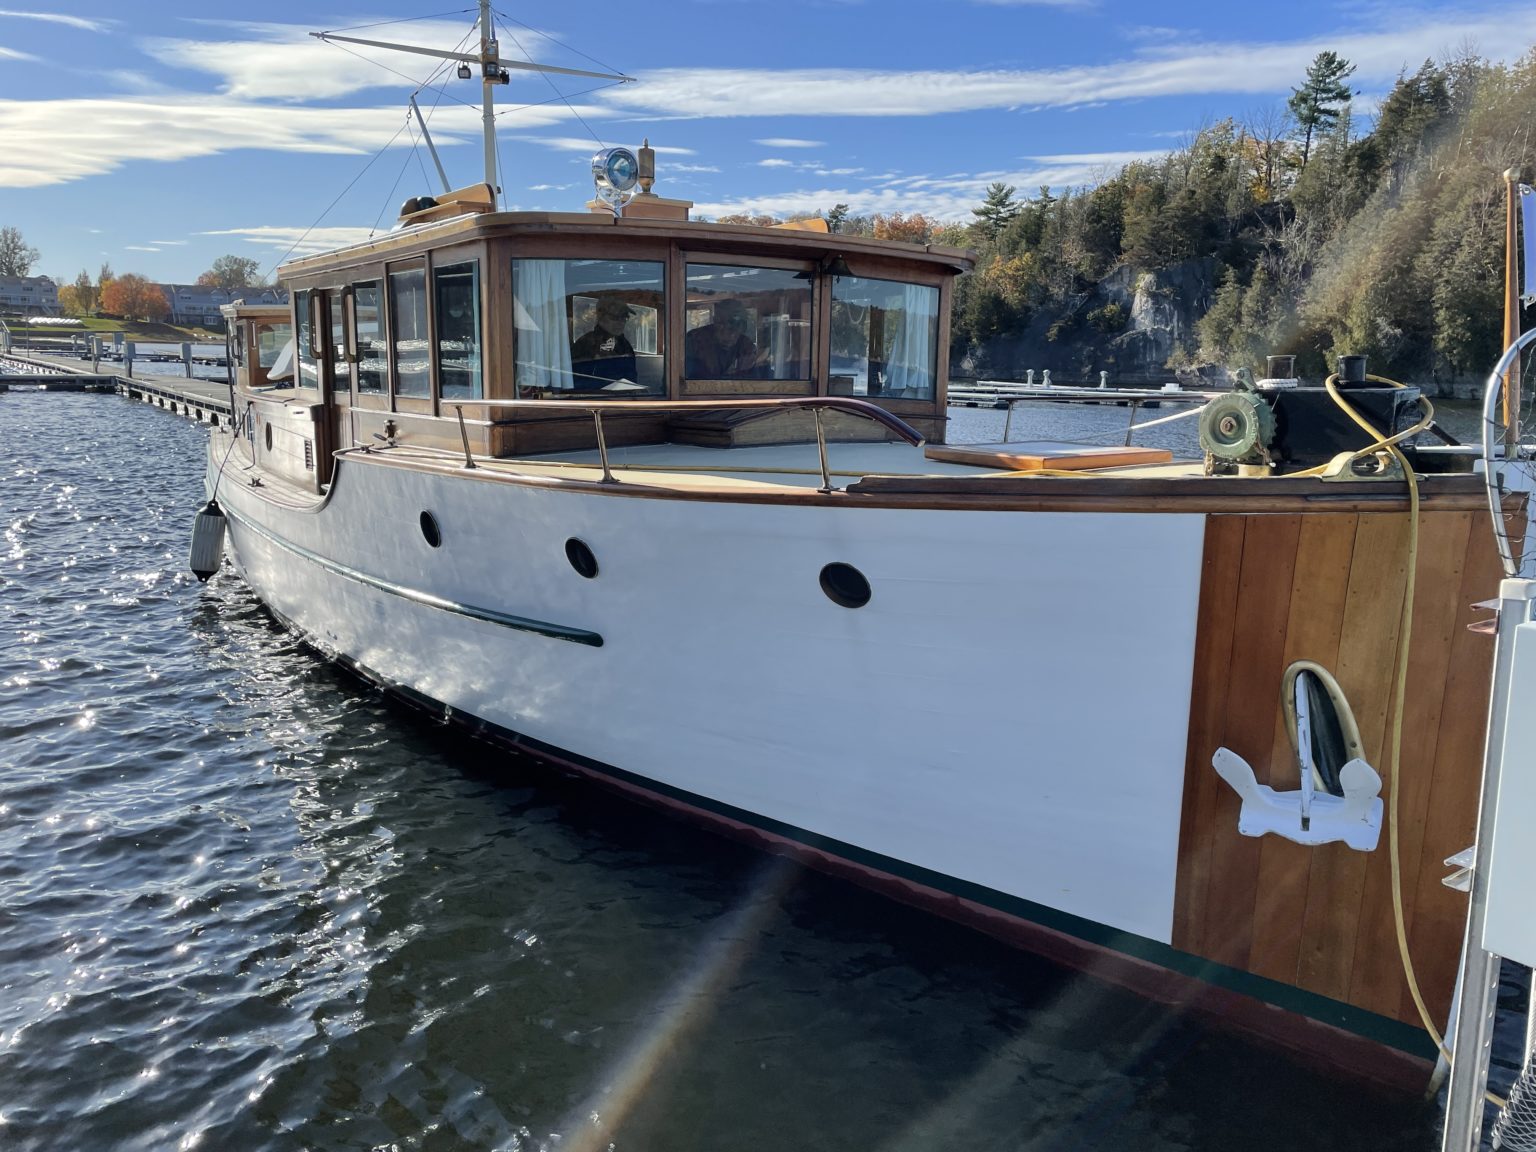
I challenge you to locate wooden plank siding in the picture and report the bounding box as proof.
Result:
[1173,509,1500,1028]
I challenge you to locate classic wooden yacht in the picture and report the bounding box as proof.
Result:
[196,0,1521,1085]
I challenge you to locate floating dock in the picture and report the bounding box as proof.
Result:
[0,352,233,424]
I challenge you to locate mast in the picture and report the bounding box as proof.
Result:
[479,0,499,198]
[311,13,634,209]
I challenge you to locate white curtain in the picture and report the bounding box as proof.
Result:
[514,260,573,389]
[885,283,937,397]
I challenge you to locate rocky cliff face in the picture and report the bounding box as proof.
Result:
[954,258,1219,385]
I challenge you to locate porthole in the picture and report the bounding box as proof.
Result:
[419,511,442,548]
[820,562,871,609]
[565,538,598,579]
[263,422,272,451]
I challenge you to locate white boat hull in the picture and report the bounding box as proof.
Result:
[210,447,1206,945]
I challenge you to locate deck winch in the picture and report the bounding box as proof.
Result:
[1200,353,1423,474]
[1198,390,1275,466]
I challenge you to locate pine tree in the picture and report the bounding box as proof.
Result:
[826,203,849,234]
[1288,51,1356,166]
[971,183,1020,240]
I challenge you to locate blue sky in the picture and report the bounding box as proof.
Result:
[1,0,1531,286]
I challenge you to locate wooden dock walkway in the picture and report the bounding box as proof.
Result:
[0,352,234,424]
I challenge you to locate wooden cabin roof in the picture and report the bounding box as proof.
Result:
[278,210,976,281]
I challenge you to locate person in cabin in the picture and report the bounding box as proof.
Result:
[684,298,762,379]
[570,296,637,389]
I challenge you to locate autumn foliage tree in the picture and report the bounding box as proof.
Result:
[871,212,936,243]
[101,273,169,321]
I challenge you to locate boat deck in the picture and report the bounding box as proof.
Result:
[518,439,1203,488]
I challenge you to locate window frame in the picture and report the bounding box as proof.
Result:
[385,258,433,415]
[678,253,818,397]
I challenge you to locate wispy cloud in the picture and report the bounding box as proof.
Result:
[125,245,160,252]
[668,163,720,173]
[148,239,189,245]
[0,9,112,32]
[0,44,37,62]
[757,158,795,168]
[603,6,1536,118]
[199,225,379,256]
[0,97,593,188]
[753,137,824,148]
[510,134,693,154]
[527,183,570,190]
[697,151,1170,221]
[140,19,555,102]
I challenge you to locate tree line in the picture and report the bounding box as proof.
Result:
[717,48,1536,384]
[0,240,267,323]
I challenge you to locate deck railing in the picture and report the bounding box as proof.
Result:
[445,395,925,492]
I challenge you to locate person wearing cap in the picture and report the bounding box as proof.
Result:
[685,298,762,379]
[570,296,637,389]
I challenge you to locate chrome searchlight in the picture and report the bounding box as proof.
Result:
[591,147,639,217]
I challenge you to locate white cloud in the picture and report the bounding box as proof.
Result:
[0,9,112,32]
[753,137,824,148]
[527,183,570,190]
[199,225,379,256]
[125,245,161,252]
[139,20,555,103]
[601,6,1536,118]
[668,163,720,173]
[510,134,694,154]
[148,239,189,245]
[696,152,1170,222]
[0,96,594,188]
[0,44,37,61]
[757,158,795,168]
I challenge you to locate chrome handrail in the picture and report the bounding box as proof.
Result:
[1482,328,1536,577]
[437,394,925,489]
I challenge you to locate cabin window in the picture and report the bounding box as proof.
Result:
[512,258,665,395]
[389,268,430,398]
[435,261,482,400]
[354,282,386,394]
[327,288,347,389]
[295,289,321,393]
[828,277,938,400]
[684,264,811,383]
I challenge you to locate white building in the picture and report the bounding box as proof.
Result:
[160,283,287,328]
[0,275,59,316]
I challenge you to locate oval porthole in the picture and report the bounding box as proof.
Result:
[565,538,598,579]
[419,510,442,548]
[820,562,871,609]
[263,422,272,451]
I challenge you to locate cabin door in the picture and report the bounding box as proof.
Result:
[323,288,352,467]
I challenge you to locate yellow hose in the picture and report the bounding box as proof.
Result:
[1315,372,1505,1105]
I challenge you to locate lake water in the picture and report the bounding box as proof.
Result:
[0,391,1504,1150]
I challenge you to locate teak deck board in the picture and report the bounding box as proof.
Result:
[1173,507,1498,1029]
